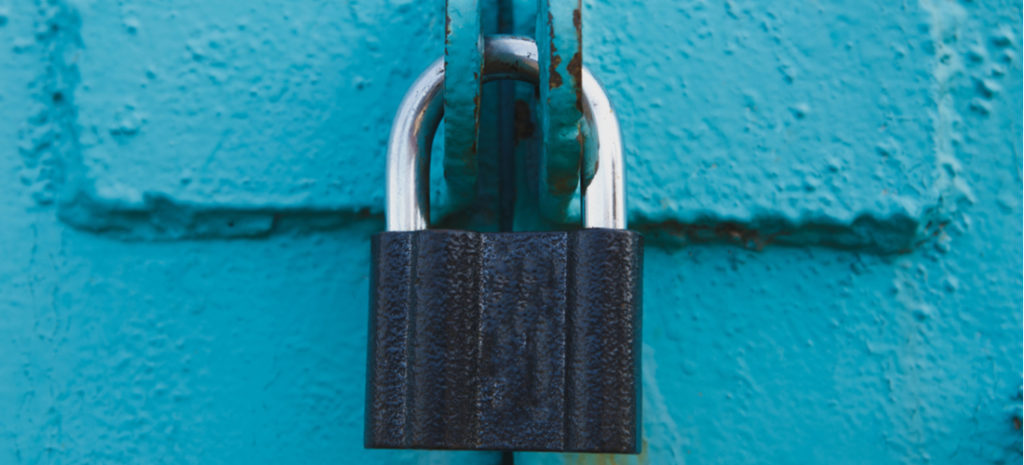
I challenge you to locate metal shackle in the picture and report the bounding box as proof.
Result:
[386,35,626,231]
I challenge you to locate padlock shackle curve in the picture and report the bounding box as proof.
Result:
[386,35,625,231]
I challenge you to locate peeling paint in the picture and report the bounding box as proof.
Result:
[536,0,584,221]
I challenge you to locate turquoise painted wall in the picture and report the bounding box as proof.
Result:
[1,0,1021,464]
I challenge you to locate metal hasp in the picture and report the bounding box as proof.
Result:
[386,36,624,231]
[367,36,641,453]
[536,0,586,223]
[442,0,483,207]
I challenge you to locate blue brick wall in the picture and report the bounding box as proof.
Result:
[0,1,1020,464]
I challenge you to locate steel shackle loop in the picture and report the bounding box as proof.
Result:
[386,35,625,231]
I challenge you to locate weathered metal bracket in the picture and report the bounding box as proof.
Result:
[536,0,584,222]
[443,0,484,207]
[443,1,585,224]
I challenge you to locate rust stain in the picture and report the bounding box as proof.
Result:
[445,13,451,41]
[513,99,535,141]
[638,219,771,251]
[548,12,563,89]
[549,54,563,89]
[470,91,481,154]
[570,4,583,112]
[567,51,582,111]
[1014,416,1022,430]
[549,172,576,193]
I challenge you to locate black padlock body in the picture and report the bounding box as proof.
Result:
[365,229,643,453]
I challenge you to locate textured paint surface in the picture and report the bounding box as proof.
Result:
[586,0,979,253]
[1,0,1021,464]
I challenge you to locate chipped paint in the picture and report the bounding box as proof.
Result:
[537,0,585,222]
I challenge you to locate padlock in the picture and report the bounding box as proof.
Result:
[365,36,643,454]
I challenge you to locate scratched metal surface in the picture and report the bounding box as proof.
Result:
[0,0,1021,464]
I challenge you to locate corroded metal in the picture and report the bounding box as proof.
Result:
[536,0,585,222]
[443,0,484,206]
[386,36,623,231]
